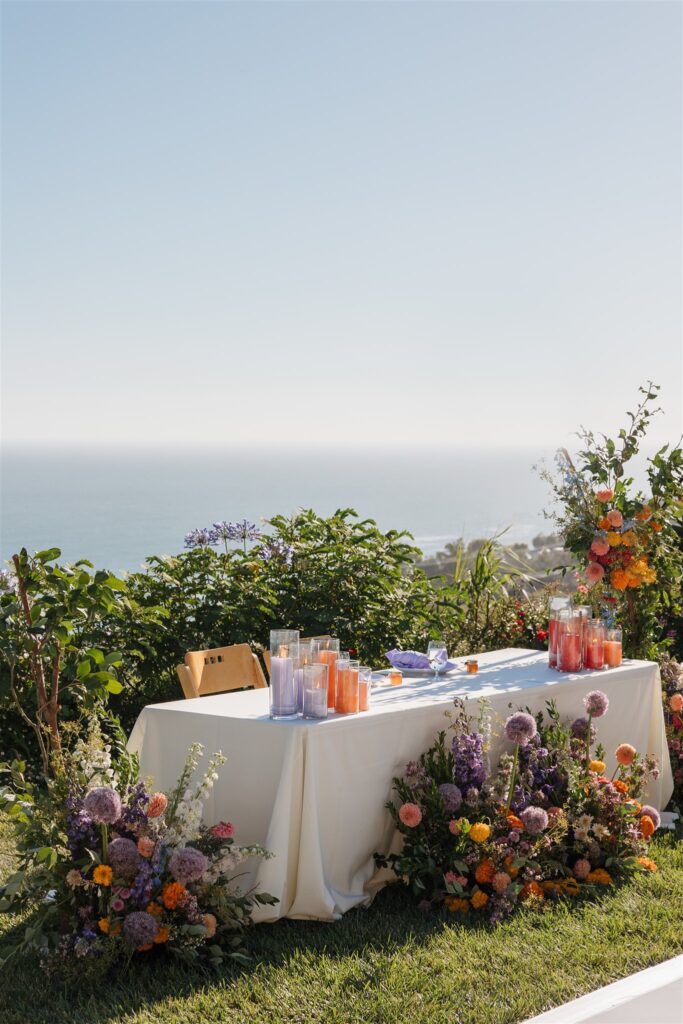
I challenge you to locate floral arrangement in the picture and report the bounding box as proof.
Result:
[541,383,682,660]
[376,692,661,923]
[0,725,275,976]
[661,656,683,811]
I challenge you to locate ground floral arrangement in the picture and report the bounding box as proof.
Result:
[377,690,662,923]
[0,724,276,977]
[662,656,683,809]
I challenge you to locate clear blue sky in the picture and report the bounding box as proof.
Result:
[2,0,681,449]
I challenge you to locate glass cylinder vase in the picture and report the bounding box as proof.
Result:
[269,629,300,719]
[557,609,582,673]
[604,628,623,668]
[302,663,328,719]
[548,596,571,669]
[584,619,605,670]
[316,637,340,710]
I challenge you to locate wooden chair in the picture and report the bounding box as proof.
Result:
[176,644,268,699]
[262,635,332,677]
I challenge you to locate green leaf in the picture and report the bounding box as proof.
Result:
[105,680,123,694]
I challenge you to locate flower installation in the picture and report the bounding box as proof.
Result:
[661,656,683,811]
[0,727,275,978]
[376,694,661,923]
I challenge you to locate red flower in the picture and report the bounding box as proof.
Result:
[516,619,524,628]
[673,715,683,731]
[536,629,549,642]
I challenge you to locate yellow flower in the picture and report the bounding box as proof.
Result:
[470,890,489,909]
[93,865,113,886]
[586,868,612,886]
[98,917,110,934]
[588,760,606,774]
[620,530,637,547]
[469,822,491,844]
[606,532,622,547]
[445,896,469,914]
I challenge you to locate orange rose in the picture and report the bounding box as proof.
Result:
[598,516,612,530]
[506,814,524,830]
[640,815,655,838]
[162,882,186,910]
[613,779,628,794]
[470,890,489,909]
[153,926,170,944]
[596,488,614,503]
[636,856,657,872]
[610,569,629,590]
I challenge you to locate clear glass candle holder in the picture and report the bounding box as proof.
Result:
[316,637,340,710]
[584,619,605,670]
[269,629,300,719]
[604,628,623,668]
[336,659,360,714]
[557,610,582,673]
[294,640,319,714]
[576,605,591,666]
[548,595,571,669]
[302,663,328,719]
[358,666,372,711]
[334,653,351,713]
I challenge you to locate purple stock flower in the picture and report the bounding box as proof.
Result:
[504,712,537,746]
[168,846,208,884]
[438,783,462,814]
[123,911,158,946]
[117,782,150,838]
[130,861,154,906]
[83,787,122,825]
[520,806,549,835]
[108,837,141,878]
[451,731,487,792]
[583,690,609,718]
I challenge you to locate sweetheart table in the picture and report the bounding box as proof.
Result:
[127,648,672,922]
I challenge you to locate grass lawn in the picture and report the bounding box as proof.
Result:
[1,818,682,1024]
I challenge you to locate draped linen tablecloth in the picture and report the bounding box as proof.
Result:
[127,648,672,922]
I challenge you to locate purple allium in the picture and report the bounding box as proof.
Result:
[83,787,122,825]
[108,837,140,878]
[184,527,217,549]
[168,846,208,885]
[640,805,661,830]
[520,806,549,835]
[571,717,596,743]
[438,783,462,814]
[504,712,537,746]
[122,911,158,946]
[583,690,609,718]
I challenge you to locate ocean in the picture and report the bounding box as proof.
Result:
[1,446,557,573]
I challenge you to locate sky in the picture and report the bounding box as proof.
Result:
[1,0,681,451]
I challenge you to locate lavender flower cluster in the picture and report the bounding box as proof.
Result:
[451,730,487,797]
[512,737,565,811]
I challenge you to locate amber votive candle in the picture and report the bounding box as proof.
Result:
[466,659,478,674]
[604,630,622,667]
[388,669,403,686]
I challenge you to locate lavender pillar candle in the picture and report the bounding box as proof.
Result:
[270,656,296,718]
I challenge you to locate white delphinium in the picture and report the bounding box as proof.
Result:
[165,747,226,846]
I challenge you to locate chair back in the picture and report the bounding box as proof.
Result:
[176,643,267,698]
[262,635,332,677]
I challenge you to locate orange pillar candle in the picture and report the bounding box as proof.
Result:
[604,628,622,667]
[318,649,339,709]
[336,660,359,714]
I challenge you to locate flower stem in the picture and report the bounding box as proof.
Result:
[506,744,519,811]
[585,713,592,767]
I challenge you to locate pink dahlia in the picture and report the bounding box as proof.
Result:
[210,821,235,839]
[670,694,683,713]
[137,837,155,859]
[586,562,605,585]
[606,509,624,528]
[573,858,591,880]
[398,803,422,828]
[492,871,511,894]
[147,792,168,819]
[596,488,614,503]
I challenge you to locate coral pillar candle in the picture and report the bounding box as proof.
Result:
[358,666,371,712]
[316,638,340,709]
[584,619,605,670]
[334,653,351,714]
[557,610,581,672]
[604,629,623,667]
[336,660,360,714]
[548,596,570,669]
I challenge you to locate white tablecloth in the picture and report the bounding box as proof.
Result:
[127,648,672,922]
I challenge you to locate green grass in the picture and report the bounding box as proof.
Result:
[1,817,682,1024]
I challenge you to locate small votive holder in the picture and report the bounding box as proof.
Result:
[302,663,328,719]
[465,659,479,674]
[584,619,605,670]
[387,668,403,686]
[604,628,623,668]
[359,666,372,711]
